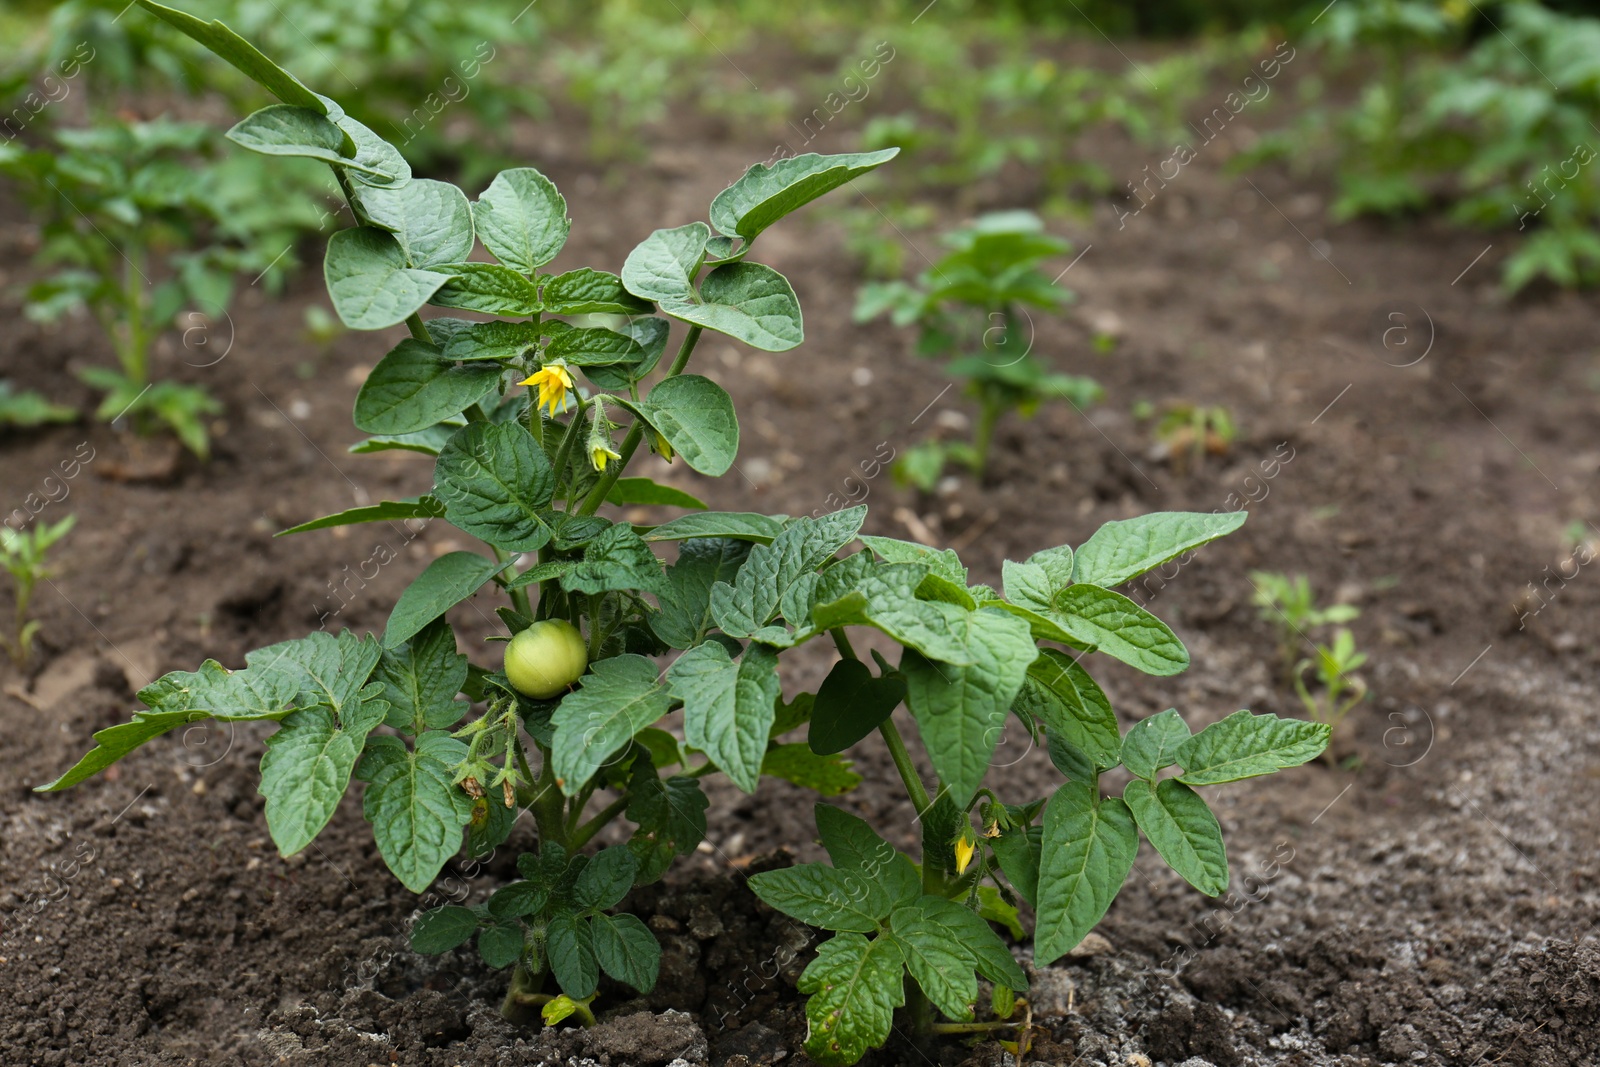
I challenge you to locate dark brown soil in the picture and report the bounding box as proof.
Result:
[2,39,1599,1067]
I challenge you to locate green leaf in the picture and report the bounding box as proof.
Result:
[277,496,444,536]
[544,325,646,367]
[36,709,200,792]
[1175,710,1330,786]
[560,524,667,596]
[710,149,900,241]
[809,658,905,755]
[573,846,638,911]
[428,263,542,315]
[259,706,371,855]
[488,880,550,919]
[542,268,652,315]
[353,338,500,435]
[858,535,967,585]
[324,228,451,330]
[362,738,474,892]
[1034,780,1138,966]
[477,922,525,968]
[623,375,739,477]
[135,2,327,113]
[747,861,896,932]
[225,105,369,173]
[1074,511,1248,588]
[621,222,709,302]
[1124,778,1228,896]
[474,167,570,273]
[796,933,905,1066]
[760,744,861,796]
[606,478,707,510]
[329,113,410,188]
[651,538,751,650]
[1119,707,1191,780]
[667,642,780,792]
[349,423,463,457]
[411,905,478,954]
[643,512,786,544]
[990,825,1043,908]
[433,422,556,553]
[1015,650,1119,769]
[438,320,541,362]
[659,262,803,352]
[814,804,919,906]
[550,655,673,794]
[374,619,468,733]
[899,609,1037,806]
[627,771,709,883]
[888,904,978,1021]
[355,178,476,269]
[591,912,660,992]
[975,884,1025,941]
[711,507,866,637]
[546,913,598,999]
[1050,584,1188,676]
[926,896,1028,989]
[383,552,505,649]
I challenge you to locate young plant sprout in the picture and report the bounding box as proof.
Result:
[1250,570,1361,686]
[1293,627,1369,742]
[1152,401,1236,473]
[855,210,1102,488]
[0,515,75,667]
[44,8,1330,1064]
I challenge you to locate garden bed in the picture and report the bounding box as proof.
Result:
[1,78,1597,1067]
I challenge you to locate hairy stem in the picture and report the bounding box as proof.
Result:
[577,325,704,516]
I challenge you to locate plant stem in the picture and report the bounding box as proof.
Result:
[585,593,605,660]
[972,395,1001,479]
[576,325,704,516]
[530,746,565,845]
[568,792,631,850]
[830,627,934,817]
[405,312,432,345]
[878,716,932,818]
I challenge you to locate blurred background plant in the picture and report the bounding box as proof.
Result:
[1249,570,1362,687]
[856,210,1101,489]
[1241,0,1600,290]
[0,514,75,667]
[0,118,300,457]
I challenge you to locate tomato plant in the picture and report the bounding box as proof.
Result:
[856,210,1101,488]
[44,5,1329,1061]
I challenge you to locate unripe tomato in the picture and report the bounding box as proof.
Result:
[503,620,588,699]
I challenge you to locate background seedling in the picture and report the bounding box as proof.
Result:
[1250,570,1361,686]
[856,210,1102,488]
[1293,626,1369,745]
[1152,401,1236,474]
[0,117,305,457]
[0,515,75,667]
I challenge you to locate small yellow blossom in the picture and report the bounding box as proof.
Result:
[520,362,574,417]
[954,827,977,875]
[983,818,1002,839]
[590,442,621,471]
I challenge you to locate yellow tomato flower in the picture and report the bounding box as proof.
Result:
[519,362,574,417]
[652,430,675,462]
[954,827,977,875]
[590,442,621,471]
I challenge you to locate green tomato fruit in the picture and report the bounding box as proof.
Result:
[503,620,588,699]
